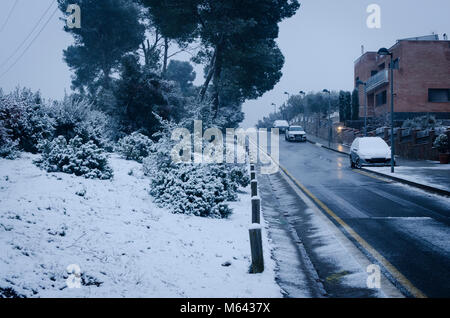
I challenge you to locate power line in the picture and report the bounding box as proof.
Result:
[0,0,56,70]
[0,5,59,80]
[0,0,19,33]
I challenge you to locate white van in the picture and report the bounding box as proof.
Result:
[273,120,290,134]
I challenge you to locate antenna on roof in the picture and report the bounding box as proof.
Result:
[361,45,365,55]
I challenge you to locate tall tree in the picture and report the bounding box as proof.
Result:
[140,0,300,118]
[166,60,196,95]
[338,91,346,122]
[58,0,145,93]
[114,54,174,135]
[344,91,352,121]
[351,89,360,120]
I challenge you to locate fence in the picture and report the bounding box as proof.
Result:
[299,116,450,161]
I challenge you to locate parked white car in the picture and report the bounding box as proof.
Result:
[285,126,307,142]
[350,137,394,168]
[273,120,290,134]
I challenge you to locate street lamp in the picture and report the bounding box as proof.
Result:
[271,103,277,114]
[356,79,368,137]
[299,91,306,122]
[283,92,291,121]
[377,47,395,173]
[323,89,332,148]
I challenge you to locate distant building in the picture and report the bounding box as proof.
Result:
[354,34,450,120]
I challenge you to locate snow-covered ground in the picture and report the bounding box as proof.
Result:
[365,164,450,192]
[0,154,280,298]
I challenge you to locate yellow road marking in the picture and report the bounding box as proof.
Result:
[280,166,427,298]
[250,138,427,298]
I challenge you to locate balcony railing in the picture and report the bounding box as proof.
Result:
[365,69,389,93]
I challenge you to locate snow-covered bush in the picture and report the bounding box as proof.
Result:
[0,88,55,154]
[402,115,440,131]
[142,114,249,218]
[115,132,154,163]
[50,95,110,148]
[35,136,113,179]
[434,134,449,154]
[0,128,19,159]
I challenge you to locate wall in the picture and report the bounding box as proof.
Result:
[299,116,450,161]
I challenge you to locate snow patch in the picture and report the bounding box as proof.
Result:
[0,154,280,298]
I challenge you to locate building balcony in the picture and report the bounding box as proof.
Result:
[365,69,389,93]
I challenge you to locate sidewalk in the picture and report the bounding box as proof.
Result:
[305,134,450,195]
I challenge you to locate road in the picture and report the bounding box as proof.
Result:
[274,136,450,298]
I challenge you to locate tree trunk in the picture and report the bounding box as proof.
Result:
[212,42,223,119]
[198,50,217,102]
[162,37,169,76]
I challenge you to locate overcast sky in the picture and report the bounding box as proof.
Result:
[0,0,449,128]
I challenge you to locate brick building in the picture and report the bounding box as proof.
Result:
[354,34,450,121]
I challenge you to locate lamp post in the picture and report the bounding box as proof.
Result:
[323,89,332,148]
[299,91,306,125]
[356,80,368,137]
[284,92,291,121]
[377,47,395,173]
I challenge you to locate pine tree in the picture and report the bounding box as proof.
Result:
[140,0,300,118]
[57,0,145,94]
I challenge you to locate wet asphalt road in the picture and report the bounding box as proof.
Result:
[273,136,450,298]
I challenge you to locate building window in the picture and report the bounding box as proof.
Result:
[371,70,378,76]
[378,63,385,70]
[428,89,450,102]
[376,90,387,106]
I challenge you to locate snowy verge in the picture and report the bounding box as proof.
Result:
[0,154,281,298]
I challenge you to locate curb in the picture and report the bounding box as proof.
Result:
[360,168,450,197]
[306,139,349,156]
[307,140,450,197]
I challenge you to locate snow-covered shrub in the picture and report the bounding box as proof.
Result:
[0,128,19,159]
[0,88,55,154]
[434,134,449,154]
[142,114,249,218]
[402,115,440,131]
[35,136,113,180]
[145,163,231,218]
[50,95,109,148]
[115,132,154,163]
